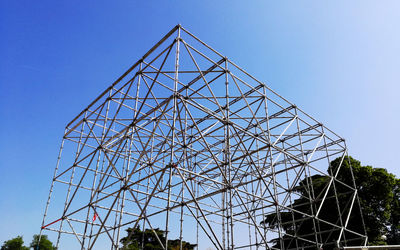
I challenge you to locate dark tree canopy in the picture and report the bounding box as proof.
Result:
[30,235,56,250]
[334,157,398,245]
[387,178,400,245]
[1,235,55,250]
[120,227,196,250]
[1,236,29,250]
[262,156,400,249]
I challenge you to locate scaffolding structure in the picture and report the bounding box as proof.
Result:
[40,25,367,249]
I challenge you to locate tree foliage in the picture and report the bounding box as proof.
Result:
[1,236,29,250]
[29,234,56,250]
[335,157,398,245]
[120,227,196,250]
[388,178,400,245]
[1,235,55,250]
[261,156,400,248]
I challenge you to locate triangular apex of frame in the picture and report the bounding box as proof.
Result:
[64,24,344,146]
[65,24,222,129]
[65,26,252,126]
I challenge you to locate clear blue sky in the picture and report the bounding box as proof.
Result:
[1,0,399,246]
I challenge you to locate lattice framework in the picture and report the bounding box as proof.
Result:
[40,25,367,250]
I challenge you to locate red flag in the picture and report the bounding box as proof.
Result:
[92,213,98,222]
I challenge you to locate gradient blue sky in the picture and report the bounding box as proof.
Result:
[1,0,399,246]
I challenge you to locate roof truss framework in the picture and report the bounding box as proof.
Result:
[40,25,367,249]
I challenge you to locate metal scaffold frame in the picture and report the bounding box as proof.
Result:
[40,25,367,249]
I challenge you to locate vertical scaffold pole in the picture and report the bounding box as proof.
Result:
[165,25,180,249]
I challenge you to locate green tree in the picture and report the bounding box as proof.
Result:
[29,235,56,250]
[332,157,397,245]
[120,227,196,250]
[388,178,400,244]
[262,156,400,248]
[1,236,29,250]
